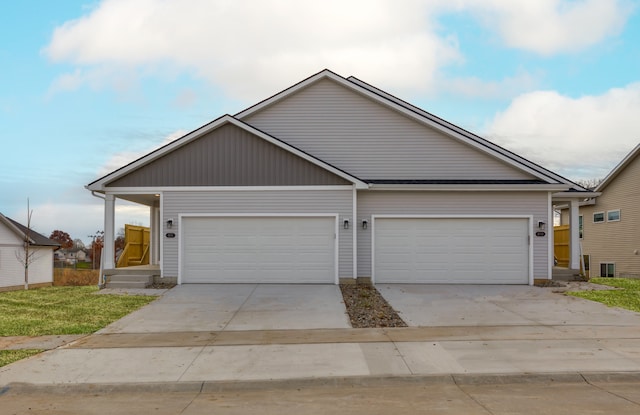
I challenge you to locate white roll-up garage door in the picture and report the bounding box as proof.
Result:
[374,217,529,284]
[181,216,336,283]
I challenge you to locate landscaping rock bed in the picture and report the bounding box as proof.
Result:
[340,284,407,328]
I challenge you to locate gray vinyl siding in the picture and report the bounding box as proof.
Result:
[162,189,353,279]
[107,123,349,188]
[357,191,549,280]
[242,78,535,181]
[581,154,640,277]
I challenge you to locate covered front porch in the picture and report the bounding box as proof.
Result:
[100,192,163,287]
[551,190,599,280]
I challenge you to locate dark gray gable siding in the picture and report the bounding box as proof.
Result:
[106,123,350,187]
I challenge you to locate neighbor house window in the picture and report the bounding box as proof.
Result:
[579,215,583,239]
[600,263,615,277]
[607,210,621,222]
[593,212,604,223]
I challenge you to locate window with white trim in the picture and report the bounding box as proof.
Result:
[600,263,615,278]
[593,212,604,223]
[607,210,620,222]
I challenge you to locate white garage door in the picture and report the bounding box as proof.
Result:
[181,216,336,283]
[374,218,529,284]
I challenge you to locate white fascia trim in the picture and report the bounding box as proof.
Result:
[367,184,569,192]
[177,213,340,285]
[352,186,357,280]
[88,113,366,191]
[104,185,355,193]
[180,213,340,218]
[547,192,553,282]
[552,191,601,198]
[371,214,534,286]
[159,192,164,279]
[373,214,534,219]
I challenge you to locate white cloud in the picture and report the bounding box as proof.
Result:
[43,0,462,101]
[42,0,633,103]
[97,129,187,176]
[444,70,538,100]
[485,83,640,180]
[462,0,632,55]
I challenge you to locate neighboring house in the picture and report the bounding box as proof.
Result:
[56,248,89,264]
[0,212,59,291]
[577,144,640,278]
[87,69,594,285]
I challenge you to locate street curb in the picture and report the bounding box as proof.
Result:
[4,372,640,394]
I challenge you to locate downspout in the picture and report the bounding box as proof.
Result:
[90,191,106,287]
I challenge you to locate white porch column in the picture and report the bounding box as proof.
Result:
[103,194,116,270]
[150,206,160,265]
[569,198,580,270]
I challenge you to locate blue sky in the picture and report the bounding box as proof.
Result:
[1,0,639,244]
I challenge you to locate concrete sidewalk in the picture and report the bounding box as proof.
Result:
[3,324,640,385]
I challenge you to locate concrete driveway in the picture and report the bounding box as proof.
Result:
[377,284,640,327]
[4,282,640,388]
[100,284,351,333]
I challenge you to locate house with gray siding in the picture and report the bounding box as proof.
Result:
[87,69,594,285]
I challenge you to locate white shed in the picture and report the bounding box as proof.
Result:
[0,212,59,291]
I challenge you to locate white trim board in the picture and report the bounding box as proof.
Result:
[105,186,355,193]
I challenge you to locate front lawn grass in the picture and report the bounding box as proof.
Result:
[0,350,43,367]
[569,278,640,312]
[0,286,156,336]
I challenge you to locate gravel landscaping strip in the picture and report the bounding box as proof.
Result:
[340,284,407,328]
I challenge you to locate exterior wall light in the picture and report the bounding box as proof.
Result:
[362,220,368,230]
[343,219,349,229]
[167,219,174,228]
[538,221,546,230]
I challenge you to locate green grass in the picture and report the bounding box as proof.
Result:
[0,286,156,336]
[569,278,640,312]
[0,349,43,367]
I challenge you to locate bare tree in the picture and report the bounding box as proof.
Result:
[575,178,603,191]
[14,199,41,290]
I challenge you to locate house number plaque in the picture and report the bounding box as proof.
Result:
[165,233,176,238]
[535,231,545,237]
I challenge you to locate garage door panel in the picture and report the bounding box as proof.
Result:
[375,218,529,284]
[182,216,335,283]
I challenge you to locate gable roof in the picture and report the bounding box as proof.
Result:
[596,143,640,192]
[87,115,368,191]
[0,213,60,247]
[236,69,586,191]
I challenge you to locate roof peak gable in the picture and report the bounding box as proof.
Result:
[87,114,366,191]
[237,69,586,190]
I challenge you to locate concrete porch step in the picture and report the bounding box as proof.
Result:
[103,267,160,277]
[106,274,153,289]
[552,267,582,281]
